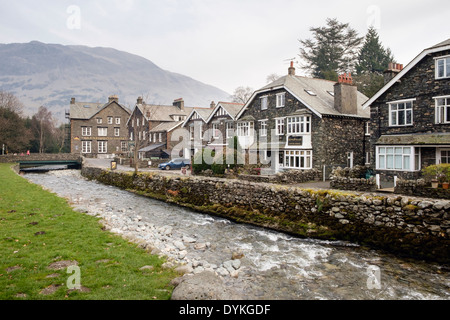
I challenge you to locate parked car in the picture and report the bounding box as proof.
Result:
[158,158,191,170]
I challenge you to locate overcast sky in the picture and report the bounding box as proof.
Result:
[0,0,449,95]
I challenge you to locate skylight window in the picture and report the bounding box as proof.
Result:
[327,91,335,96]
[305,89,316,96]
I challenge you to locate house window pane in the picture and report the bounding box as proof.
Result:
[379,155,385,169]
[403,155,410,170]
[437,59,445,78]
[261,96,268,110]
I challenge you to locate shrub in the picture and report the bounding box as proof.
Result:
[422,164,450,183]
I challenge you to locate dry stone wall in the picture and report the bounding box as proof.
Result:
[81,167,450,264]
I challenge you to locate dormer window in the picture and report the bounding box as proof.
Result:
[436,56,450,79]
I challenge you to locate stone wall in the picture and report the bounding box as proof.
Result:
[81,167,450,264]
[395,179,450,200]
[0,153,82,163]
[330,166,377,192]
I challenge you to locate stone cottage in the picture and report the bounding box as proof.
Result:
[69,95,131,158]
[363,39,450,183]
[235,63,370,176]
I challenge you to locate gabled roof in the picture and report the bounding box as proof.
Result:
[363,38,450,109]
[206,101,245,123]
[182,108,214,127]
[70,100,131,120]
[149,121,183,133]
[236,75,369,119]
[136,103,194,122]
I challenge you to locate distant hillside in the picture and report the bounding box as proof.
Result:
[0,41,230,121]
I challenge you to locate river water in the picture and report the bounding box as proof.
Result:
[24,170,449,300]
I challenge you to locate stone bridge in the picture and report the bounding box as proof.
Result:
[0,153,82,171]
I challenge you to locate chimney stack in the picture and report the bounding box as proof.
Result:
[383,63,403,84]
[137,96,143,105]
[210,101,216,109]
[173,98,185,111]
[70,97,76,105]
[108,95,119,103]
[334,73,358,115]
[288,61,296,76]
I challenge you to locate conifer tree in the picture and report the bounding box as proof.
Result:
[299,18,363,81]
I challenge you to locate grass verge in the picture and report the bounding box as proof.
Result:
[0,163,177,300]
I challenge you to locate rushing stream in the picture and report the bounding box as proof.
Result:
[24,170,449,300]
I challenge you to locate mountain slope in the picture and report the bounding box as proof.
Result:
[0,41,230,120]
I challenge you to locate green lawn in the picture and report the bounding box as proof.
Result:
[0,163,177,300]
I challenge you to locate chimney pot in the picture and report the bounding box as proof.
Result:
[173,98,185,111]
[70,97,76,104]
[137,96,143,104]
[210,101,216,109]
[384,62,403,84]
[288,61,296,76]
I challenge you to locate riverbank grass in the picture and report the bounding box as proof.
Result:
[0,163,177,300]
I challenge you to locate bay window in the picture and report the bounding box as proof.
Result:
[287,116,311,134]
[284,150,312,169]
[376,146,420,171]
[237,121,254,137]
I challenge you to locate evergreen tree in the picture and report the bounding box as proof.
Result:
[356,27,394,75]
[354,27,395,97]
[299,18,363,81]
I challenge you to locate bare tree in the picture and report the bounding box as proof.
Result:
[0,90,24,115]
[266,73,281,83]
[230,86,253,104]
[31,106,54,154]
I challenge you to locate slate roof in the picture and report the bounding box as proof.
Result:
[206,102,245,122]
[376,133,450,145]
[149,121,183,133]
[238,75,370,119]
[70,101,131,120]
[137,104,194,122]
[182,107,215,126]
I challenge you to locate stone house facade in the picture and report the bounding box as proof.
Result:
[363,39,450,182]
[181,106,215,158]
[235,63,370,175]
[69,95,131,158]
[127,97,193,159]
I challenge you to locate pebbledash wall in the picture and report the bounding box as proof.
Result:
[81,167,450,264]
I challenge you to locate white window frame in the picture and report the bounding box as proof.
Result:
[226,122,234,139]
[260,96,268,110]
[98,127,108,137]
[149,133,152,142]
[275,118,285,136]
[212,123,220,139]
[237,121,254,137]
[114,127,120,137]
[96,118,102,124]
[189,125,194,140]
[276,93,285,108]
[259,120,268,137]
[437,148,450,164]
[435,96,450,124]
[365,122,370,136]
[435,55,450,79]
[284,150,312,169]
[115,117,121,125]
[286,116,311,134]
[81,126,91,137]
[159,133,162,142]
[376,146,419,171]
[121,141,128,152]
[388,99,414,127]
[107,117,113,124]
[82,141,91,154]
[98,141,107,154]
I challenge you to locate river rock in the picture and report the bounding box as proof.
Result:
[194,243,207,250]
[173,240,186,250]
[182,236,197,243]
[171,271,245,300]
[231,259,241,270]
